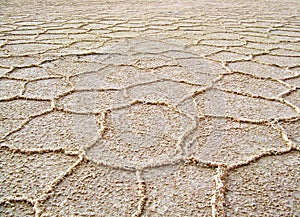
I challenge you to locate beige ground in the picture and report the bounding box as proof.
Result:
[0,0,299,216]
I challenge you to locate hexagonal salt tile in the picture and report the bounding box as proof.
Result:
[225,152,300,216]
[86,103,191,168]
[143,164,215,216]
[40,162,139,216]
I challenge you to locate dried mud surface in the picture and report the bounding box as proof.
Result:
[0,0,299,216]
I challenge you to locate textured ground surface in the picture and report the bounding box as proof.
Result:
[0,0,299,216]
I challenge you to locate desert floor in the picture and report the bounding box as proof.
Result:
[0,0,299,216]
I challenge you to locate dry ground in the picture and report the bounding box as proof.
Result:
[0,0,299,216]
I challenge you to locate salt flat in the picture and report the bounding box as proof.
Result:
[0,0,299,216]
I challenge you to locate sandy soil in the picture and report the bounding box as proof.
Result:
[0,0,299,216]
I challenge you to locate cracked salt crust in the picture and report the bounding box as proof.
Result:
[0,0,299,216]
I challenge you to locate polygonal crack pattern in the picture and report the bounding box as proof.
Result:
[0,0,299,216]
